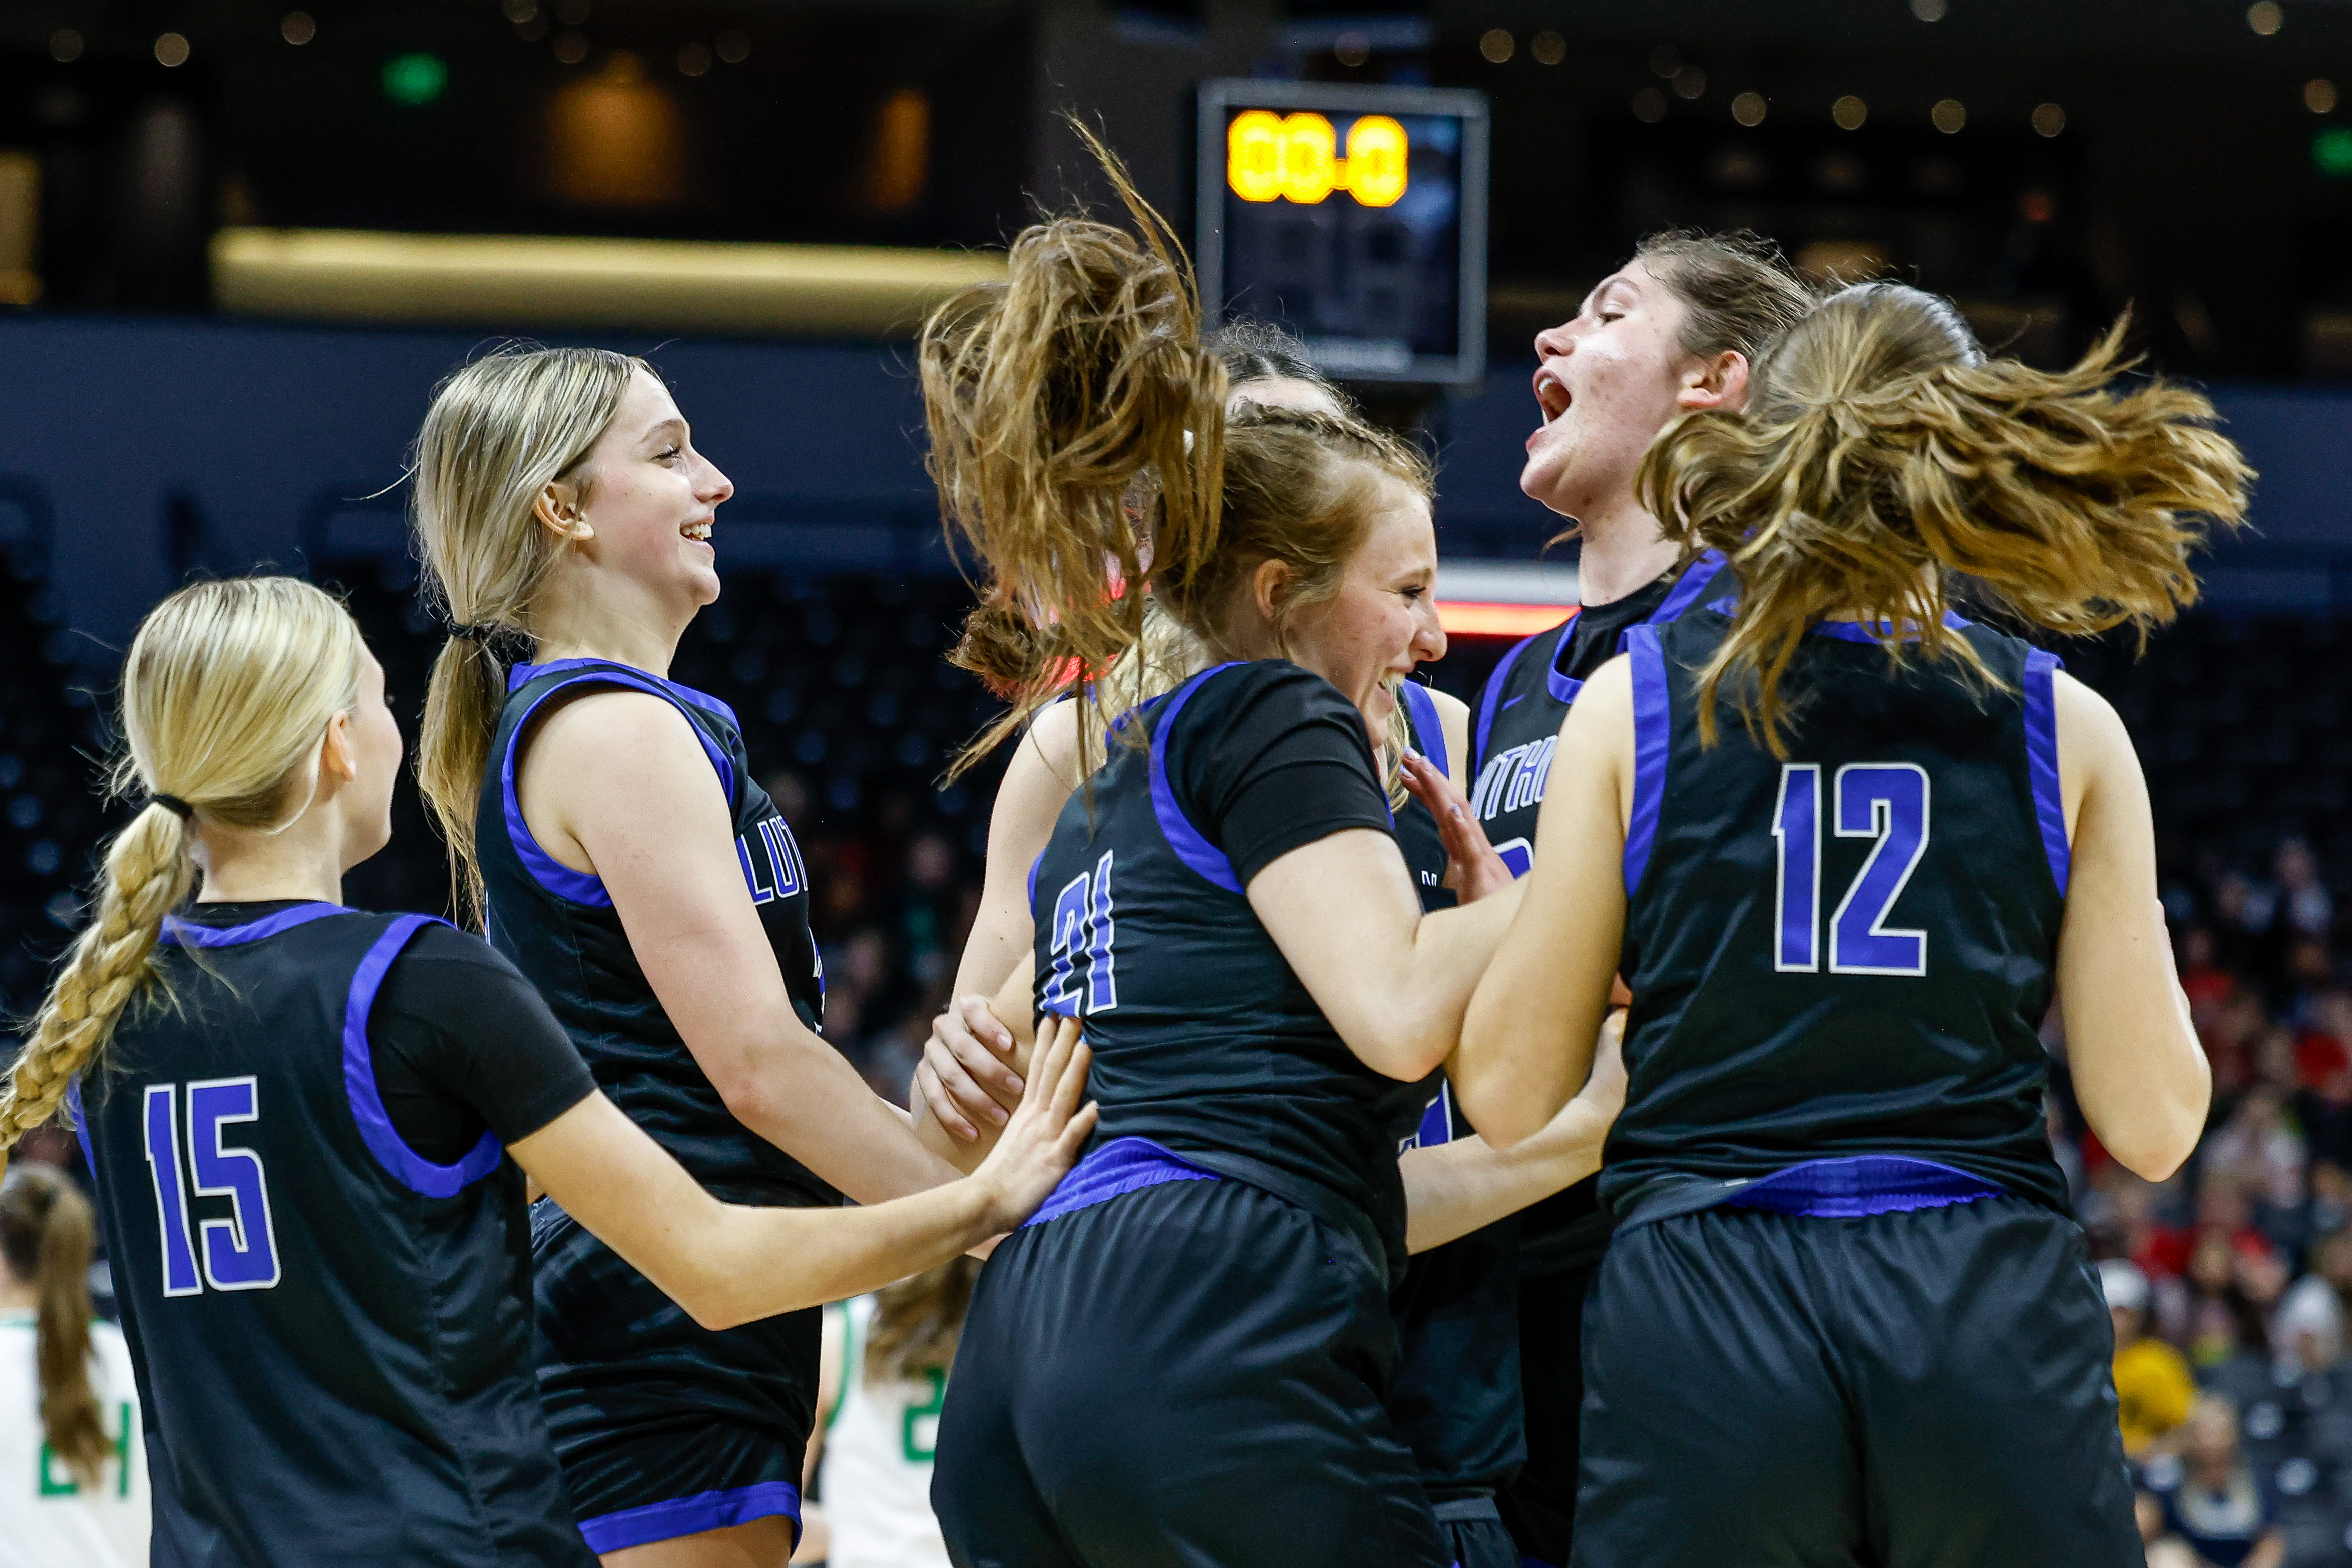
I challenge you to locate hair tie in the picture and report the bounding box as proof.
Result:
[450,621,496,642]
[151,794,195,821]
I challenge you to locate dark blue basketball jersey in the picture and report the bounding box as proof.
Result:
[1027,661,1429,1278]
[1387,680,1524,1500]
[479,658,829,1207]
[1466,551,1726,1275]
[1604,606,2074,1228]
[74,903,593,1567]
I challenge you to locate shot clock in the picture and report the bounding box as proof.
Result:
[1196,79,1489,385]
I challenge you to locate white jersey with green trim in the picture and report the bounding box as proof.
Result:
[819,1296,951,1568]
[0,1312,148,1568]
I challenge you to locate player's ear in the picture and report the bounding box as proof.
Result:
[533,479,592,542]
[1677,350,1749,412]
[319,711,357,785]
[1250,557,1294,628]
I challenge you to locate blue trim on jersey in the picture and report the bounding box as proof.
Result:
[1398,680,1448,778]
[510,657,743,730]
[2022,647,2071,897]
[1146,662,1247,893]
[1721,1155,2004,1218]
[1622,625,1671,893]
[1414,1080,1453,1148]
[1026,847,1045,915]
[1543,622,1588,706]
[1021,1136,1221,1229]
[1711,598,1976,644]
[66,1081,92,1174]
[499,667,737,908]
[577,1480,802,1554]
[1649,549,1728,628]
[342,913,505,1198]
[1472,629,1543,772]
[161,901,355,947]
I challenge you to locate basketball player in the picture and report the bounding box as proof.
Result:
[909,150,1534,1568]
[1468,230,1813,1567]
[0,578,1095,1567]
[1454,282,2248,1566]
[408,347,1004,1562]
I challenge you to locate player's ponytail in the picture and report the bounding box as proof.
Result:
[1,578,364,1165]
[411,345,642,918]
[1639,281,2253,753]
[921,124,1227,774]
[925,131,1435,778]
[1,1164,106,1487]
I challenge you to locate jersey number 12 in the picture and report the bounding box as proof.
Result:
[1771,763,1931,977]
[143,1078,281,1296]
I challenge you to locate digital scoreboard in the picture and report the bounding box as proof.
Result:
[1196,79,1489,386]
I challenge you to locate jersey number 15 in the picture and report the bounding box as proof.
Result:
[142,1078,281,1297]
[1771,763,1931,977]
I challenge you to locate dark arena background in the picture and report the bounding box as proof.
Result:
[6,2,2352,1564]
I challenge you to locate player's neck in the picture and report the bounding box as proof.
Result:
[0,1274,35,1314]
[191,820,346,908]
[1573,501,1681,608]
[530,580,687,680]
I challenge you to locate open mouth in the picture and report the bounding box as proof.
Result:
[682,520,713,544]
[1532,366,1572,425]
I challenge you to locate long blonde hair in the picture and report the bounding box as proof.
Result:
[1,1165,106,1486]
[0,578,366,1160]
[411,345,645,919]
[922,132,1431,779]
[1639,282,2254,752]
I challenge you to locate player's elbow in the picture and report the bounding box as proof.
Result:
[2104,1118,2202,1184]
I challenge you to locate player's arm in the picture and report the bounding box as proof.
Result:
[1431,687,1473,792]
[512,1018,1096,1331]
[1451,658,1633,1147]
[922,705,1084,1143]
[522,689,961,1203]
[912,957,1038,1173]
[2050,672,2209,1181]
[1402,1010,1626,1253]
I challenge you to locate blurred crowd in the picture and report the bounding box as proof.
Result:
[2076,839,2352,1566]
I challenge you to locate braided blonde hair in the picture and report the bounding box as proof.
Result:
[0,578,365,1166]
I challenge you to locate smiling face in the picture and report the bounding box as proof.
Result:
[1281,471,1437,729]
[1519,264,1708,521]
[562,367,735,615]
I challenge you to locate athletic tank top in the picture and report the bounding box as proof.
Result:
[1027,661,1428,1278]
[1605,607,2073,1228]
[818,1296,951,1568]
[75,903,592,1567]
[1467,551,1726,1275]
[480,658,830,1206]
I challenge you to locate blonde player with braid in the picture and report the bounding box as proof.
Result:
[0,577,1094,1568]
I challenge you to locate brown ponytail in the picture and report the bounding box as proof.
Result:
[3,1163,109,1489]
[923,129,1433,775]
[922,125,1226,775]
[0,579,364,1168]
[1638,282,2254,753]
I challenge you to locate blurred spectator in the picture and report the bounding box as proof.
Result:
[2147,1395,2285,1568]
[798,1258,978,1568]
[2203,1086,2307,1216]
[2181,926,2239,1024]
[2,1163,147,1568]
[2108,1261,2197,1456]
[2135,1490,2201,1568]
[2278,839,2334,942]
[2142,1180,2276,1285]
[2171,1228,2288,1368]
[2270,1223,2352,1376]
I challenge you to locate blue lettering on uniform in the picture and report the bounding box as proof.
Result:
[1398,1081,1455,1153]
[737,813,809,906]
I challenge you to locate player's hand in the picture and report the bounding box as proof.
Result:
[915,993,1024,1143]
[1400,753,1514,904]
[970,1015,1097,1235]
[1575,1008,1630,1121]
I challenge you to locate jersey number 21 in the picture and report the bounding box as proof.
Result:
[1771,763,1931,977]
